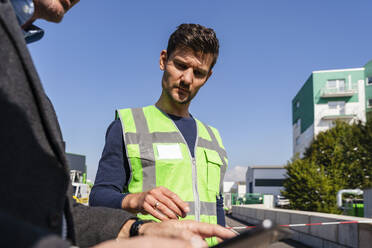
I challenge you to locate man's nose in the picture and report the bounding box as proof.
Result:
[180,68,193,85]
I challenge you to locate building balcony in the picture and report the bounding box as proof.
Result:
[321,114,356,120]
[320,83,358,98]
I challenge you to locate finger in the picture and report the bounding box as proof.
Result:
[160,187,190,216]
[153,190,185,218]
[204,225,236,240]
[211,226,236,240]
[155,201,179,219]
[143,201,169,221]
[189,222,236,240]
[145,193,178,219]
[174,230,207,248]
[145,192,182,219]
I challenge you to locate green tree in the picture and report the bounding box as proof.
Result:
[282,120,372,214]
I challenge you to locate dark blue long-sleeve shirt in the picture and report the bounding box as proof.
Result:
[90,116,225,226]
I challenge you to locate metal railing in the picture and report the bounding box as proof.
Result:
[320,82,358,97]
[319,106,359,121]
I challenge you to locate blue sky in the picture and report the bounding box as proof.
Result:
[28,0,372,181]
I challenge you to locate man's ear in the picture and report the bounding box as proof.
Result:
[159,50,167,71]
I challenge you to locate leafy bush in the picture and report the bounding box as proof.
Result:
[282,120,372,213]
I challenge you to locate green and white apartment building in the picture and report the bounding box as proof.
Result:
[292,60,372,156]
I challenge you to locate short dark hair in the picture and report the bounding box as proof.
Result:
[167,23,219,69]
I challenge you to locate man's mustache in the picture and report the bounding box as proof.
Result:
[177,81,190,92]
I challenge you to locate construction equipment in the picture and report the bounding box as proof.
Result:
[70,170,90,205]
[223,193,264,214]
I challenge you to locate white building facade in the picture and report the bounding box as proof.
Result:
[245,166,286,196]
[292,60,372,157]
[223,181,235,193]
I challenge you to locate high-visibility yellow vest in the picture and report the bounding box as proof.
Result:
[116,105,227,245]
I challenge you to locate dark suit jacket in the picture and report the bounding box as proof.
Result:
[0,1,135,247]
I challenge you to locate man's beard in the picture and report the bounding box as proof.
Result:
[165,86,193,105]
[162,71,195,105]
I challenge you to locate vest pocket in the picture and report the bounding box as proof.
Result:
[204,149,222,194]
[126,144,155,193]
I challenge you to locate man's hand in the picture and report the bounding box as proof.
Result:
[116,219,236,248]
[29,0,80,23]
[139,219,236,243]
[122,186,190,220]
[93,236,196,248]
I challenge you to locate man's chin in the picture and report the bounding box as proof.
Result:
[173,97,191,105]
[178,101,190,105]
[165,90,192,105]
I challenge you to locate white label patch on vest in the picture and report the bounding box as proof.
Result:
[156,144,183,160]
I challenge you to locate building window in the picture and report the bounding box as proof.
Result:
[327,80,337,89]
[296,118,301,128]
[296,101,300,108]
[328,101,338,109]
[295,136,300,146]
[367,77,372,86]
[327,79,345,90]
[255,179,285,187]
[328,101,345,114]
[368,99,372,108]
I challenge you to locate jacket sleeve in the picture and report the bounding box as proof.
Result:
[0,211,70,248]
[71,197,135,248]
[90,120,130,209]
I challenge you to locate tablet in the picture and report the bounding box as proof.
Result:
[213,219,292,248]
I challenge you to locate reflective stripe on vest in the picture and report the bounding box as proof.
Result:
[116,105,227,223]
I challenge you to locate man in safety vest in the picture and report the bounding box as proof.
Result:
[1,0,237,245]
[90,24,228,243]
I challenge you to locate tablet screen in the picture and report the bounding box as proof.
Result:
[213,219,291,248]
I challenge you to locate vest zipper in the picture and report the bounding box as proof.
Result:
[155,107,200,221]
[191,157,200,221]
[176,127,200,222]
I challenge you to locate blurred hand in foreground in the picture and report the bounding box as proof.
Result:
[139,219,236,241]
[94,236,195,248]
[23,0,80,27]
[116,219,236,247]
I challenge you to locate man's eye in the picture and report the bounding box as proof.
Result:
[175,62,187,70]
[194,70,205,77]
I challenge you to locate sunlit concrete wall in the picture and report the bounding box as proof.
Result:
[365,188,372,218]
[232,205,372,248]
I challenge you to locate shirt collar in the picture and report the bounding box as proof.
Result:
[10,0,44,44]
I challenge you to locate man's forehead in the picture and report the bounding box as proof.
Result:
[169,47,213,67]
